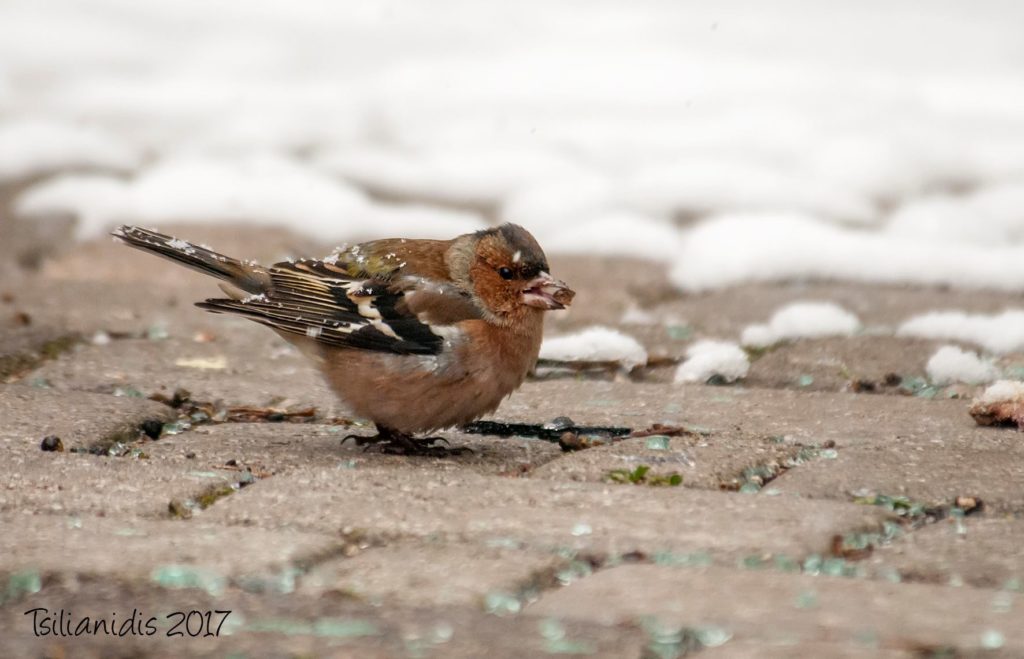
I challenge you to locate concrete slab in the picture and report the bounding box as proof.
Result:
[744,336,941,393]
[146,422,564,478]
[529,564,1024,655]
[770,445,1024,513]
[0,514,339,584]
[299,541,568,608]
[868,515,1024,589]
[0,384,173,451]
[530,434,801,491]
[0,578,645,659]
[202,466,890,561]
[27,335,339,412]
[502,381,1024,510]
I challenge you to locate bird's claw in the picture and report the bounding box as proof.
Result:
[340,431,472,457]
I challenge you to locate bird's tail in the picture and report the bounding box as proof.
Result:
[112,225,271,295]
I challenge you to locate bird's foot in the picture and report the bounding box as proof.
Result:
[341,430,472,457]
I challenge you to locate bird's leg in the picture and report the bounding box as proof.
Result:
[341,426,471,456]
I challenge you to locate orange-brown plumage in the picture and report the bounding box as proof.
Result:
[112,223,574,453]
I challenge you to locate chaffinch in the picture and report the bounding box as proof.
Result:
[113,223,575,454]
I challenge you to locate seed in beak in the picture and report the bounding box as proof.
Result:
[522,272,575,310]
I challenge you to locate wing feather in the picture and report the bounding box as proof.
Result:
[195,258,477,355]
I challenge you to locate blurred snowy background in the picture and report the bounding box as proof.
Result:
[2,0,1024,293]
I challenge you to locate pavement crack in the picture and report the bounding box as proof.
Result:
[718,439,838,493]
[1,332,81,382]
[147,386,351,429]
[167,470,262,520]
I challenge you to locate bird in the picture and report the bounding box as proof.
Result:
[113,223,575,454]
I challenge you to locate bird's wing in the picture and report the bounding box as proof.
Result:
[196,258,480,355]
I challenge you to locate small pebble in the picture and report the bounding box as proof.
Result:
[141,419,164,439]
[543,416,575,432]
[40,435,64,452]
[226,459,238,466]
[645,435,671,450]
[185,452,197,460]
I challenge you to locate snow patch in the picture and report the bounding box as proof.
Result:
[976,380,1024,406]
[674,340,749,384]
[886,183,1024,247]
[618,156,876,225]
[16,154,484,241]
[535,212,683,262]
[926,345,999,385]
[671,214,1024,292]
[0,119,140,181]
[315,145,587,208]
[897,310,1024,355]
[539,327,647,370]
[741,301,860,348]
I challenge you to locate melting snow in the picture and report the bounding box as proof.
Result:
[539,327,647,370]
[926,345,999,385]
[897,310,1024,355]
[741,301,860,348]
[16,154,483,241]
[674,340,749,384]
[0,119,140,181]
[671,214,1024,292]
[3,0,1024,285]
[535,212,682,262]
[976,380,1024,406]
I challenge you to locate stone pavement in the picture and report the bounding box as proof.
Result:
[2,211,1023,657]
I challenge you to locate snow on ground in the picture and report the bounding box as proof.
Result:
[674,340,749,384]
[975,380,1024,406]
[539,327,647,370]
[925,345,999,385]
[897,310,1024,355]
[314,145,588,209]
[885,183,1024,247]
[3,0,1024,296]
[16,154,484,241]
[741,301,860,348]
[0,119,141,181]
[670,214,1024,292]
[533,211,683,262]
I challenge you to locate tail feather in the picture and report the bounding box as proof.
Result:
[112,226,271,294]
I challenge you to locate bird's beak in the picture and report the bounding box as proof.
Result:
[522,272,575,310]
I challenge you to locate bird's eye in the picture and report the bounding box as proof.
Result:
[498,266,514,280]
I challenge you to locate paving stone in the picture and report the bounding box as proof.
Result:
[0,384,173,451]
[1,277,220,342]
[744,336,942,393]
[1,454,240,519]
[0,514,338,584]
[0,578,645,659]
[770,445,1024,513]
[0,385,253,518]
[27,335,339,412]
[698,640,916,658]
[529,564,1024,655]
[0,176,76,274]
[0,325,80,381]
[203,466,890,561]
[868,515,1024,589]
[145,422,564,478]
[650,281,1024,339]
[299,541,568,608]
[529,435,800,491]
[503,381,1024,511]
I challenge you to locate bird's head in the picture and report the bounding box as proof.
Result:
[448,223,575,321]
